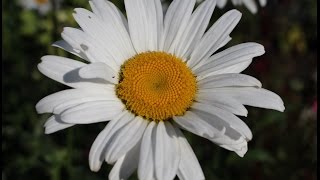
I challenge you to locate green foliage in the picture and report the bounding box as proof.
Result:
[3,0,317,179]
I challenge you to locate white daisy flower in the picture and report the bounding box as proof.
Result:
[36,0,284,179]
[197,0,267,14]
[19,0,61,15]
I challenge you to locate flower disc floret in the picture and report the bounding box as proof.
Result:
[116,52,197,121]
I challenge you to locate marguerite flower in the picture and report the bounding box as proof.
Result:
[19,0,61,15]
[197,0,267,14]
[36,0,284,179]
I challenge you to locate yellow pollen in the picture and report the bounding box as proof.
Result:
[116,51,197,121]
[35,0,48,5]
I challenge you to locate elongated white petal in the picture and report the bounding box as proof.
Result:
[198,73,261,89]
[72,8,121,65]
[105,116,148,164]
[125,0,163,52]
[210,60,253,76]
[38,55,109,89]
[61,27,119,71]
[52,40,89,61]
[175,127,204,180]
[217,35,232,50]
[53,97,119,115]
[155,121,180,180]
[174,111,248,157]
[161,0,196,52]
[196,92,248,116]
[78,62,118,84]
[88,1,101,18]
[189,10,241,69]
[60,100,124,124]
[109,141,141,180]
[73,8,135,66]
[36,87,116,114]
[259,0,267,6]
[192,102,252,140]
[173,0,216,59]
[44,115,74,134]
[221,142,248,157]
[216,0,227,8]
[175,107,250,143]
[174,111,215,138]
[242,0,258,14]
[194,43,265,78]
[138,121,156,180]
[230,0,238,5]
[199,87,285,112]
[89,111,133,172]
[91,0,129,32]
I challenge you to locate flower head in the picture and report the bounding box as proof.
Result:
[19,0,61,15]
[197,0,267,14]
[36,0,284,179]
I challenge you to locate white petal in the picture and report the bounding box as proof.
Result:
[125,0,163,52]
[53,97,119,115]
[38,55,109,89]
[194,43,265,78]
[259,0,267,7]
[173,111,248,157]
[160,0,196,51]
[108,141,141,180]
[61,27,119,71]
[188,10,241,69]
[105,116,148,164]
[231,0,239,5]
[191,102,252,140]
[205,60,253,77]
[60,100,124,124]
[174,106,250,143]
[198,73,262,88]
[172,0,216,59]
[52,40,89,61]
[155,121,180,180]
[78,62,118,84]
[90,0,129,31]
[44,115,74,134]
[217,35,232,50]
[196,93,248,116]
[19,0,37,9]
[88,1,101,18]
[216,0,227,8]
[242,0,258,14]
[222,142,248,157]
[175,127,204,180]
[174,111,215,138]
[199,87,285,112]
[138,121,156,180]
[89,111,133,172]
[36,87,116,114]
[161,0,170,15]
[73,8,135,66]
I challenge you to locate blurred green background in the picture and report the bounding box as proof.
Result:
[2,0,317,179]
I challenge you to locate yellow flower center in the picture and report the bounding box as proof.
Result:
[35,0,48,5]
[116,52,197,121]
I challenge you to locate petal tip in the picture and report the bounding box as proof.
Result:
[235,145,248,157]
[89,162,101,172]
[44,128,54,134]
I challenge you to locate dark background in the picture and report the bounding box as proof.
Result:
[3,0,317,179]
